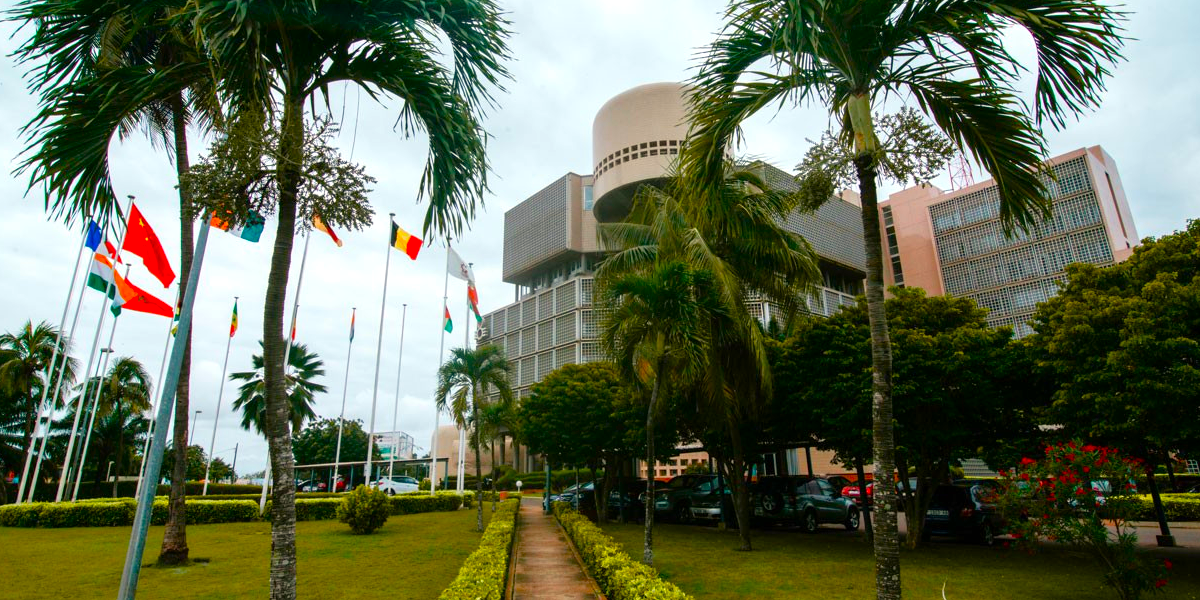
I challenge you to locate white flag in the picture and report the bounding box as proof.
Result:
[447,246,475,285]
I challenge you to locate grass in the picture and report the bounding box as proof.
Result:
[600,522,1200,599]
[0,507,493,600]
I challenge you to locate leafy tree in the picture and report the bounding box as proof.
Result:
[435,345,514,533]
[1028,219,1200,543]
[685,4,1126,596]
[163,444,233,482]
[11,0,221,562]
[292,417,377,466]
[78,357,151,494]
[230,341,326,436]
[0,321,76,488]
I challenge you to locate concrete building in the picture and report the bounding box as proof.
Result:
[880,146,1137,336]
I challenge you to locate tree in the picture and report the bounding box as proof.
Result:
[435,345,514,533]
[163,444,233,482]
[0,321,76,486]
[186,2,510,594]
[79,357,151,493]
[11,0,220,563]
[685,4,1126,595]
[292,418,377,467]
[1028,219,1200,544]
[230,341,326,436]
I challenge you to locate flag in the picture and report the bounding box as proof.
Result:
[84,221,102,252]
[468,284,482,323]
[229,300,239,338]
[86,253,171,317]
[447,247,475,284]
[124,204,176,287]
[389,221,422,260]
[313,214,342,247]
[86,253,120,299]
[171,298,181,336]
[290,309,298,342]
[104,239,123,263]
[443,305,453,333]
[210,210,265,243]
[349,308,356,342]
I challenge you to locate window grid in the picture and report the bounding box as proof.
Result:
[492,311,506,337]
[538,292,554,323]
[556,346,576,369]
[936,191,1105,265]
[579,278,594,306]
[538,322,553,352]
[521,300,536,328]
[507,305,522,331]
[930,157,1090,236]
[537,351,555,379]
[580,310,597,339]
[556,314,576,346]
[521,328,536,357]
[556,281,577,313]
[581,342,603,363]
[506,334,520,360]
[520,357,535,386]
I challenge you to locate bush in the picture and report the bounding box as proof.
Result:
[438,499,519,600]
[0,499,259,527]
[553,502,693,600]
[1117,494,1200,522]
[419,478,431,491]
[337,486,391,534]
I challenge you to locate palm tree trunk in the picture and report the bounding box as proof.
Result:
[855,151,901,599]
[263,97,304,600]
[473,401,484,532]
[729,425,752,551]
[159,93,193,566]
[114,423,123,498]
[856,458,873,542]
[643,357,664,567]
[490,438,498,512]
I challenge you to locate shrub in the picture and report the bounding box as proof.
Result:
[554,502,693,600]
[337,486,391,534]
[419,478,431,491]
[438,499,519,600]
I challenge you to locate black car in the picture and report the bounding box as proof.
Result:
[751,476,859,532]
[922,483,1004,546]
[653,474,718,522]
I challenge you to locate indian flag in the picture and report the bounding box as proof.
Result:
[86,253,125,314]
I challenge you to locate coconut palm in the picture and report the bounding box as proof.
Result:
[477,401,517,512]
[58,357,151,493]
[684,3,1126,595]
[435,345,514,532]
[10,0,220,563]
[0,321,76,486]
[185,3,509,593]
[230,341,325,436]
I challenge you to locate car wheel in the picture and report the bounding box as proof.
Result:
[980,522,995,546]
[675,503,692,524]
[802,510,818,534]
[845,509,860,531]
[387,489,395,496]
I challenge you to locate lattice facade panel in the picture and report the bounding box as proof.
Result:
[537,351,554,379]
[538,292,554,322]
[580,278,594,306]
[506,334,520,359]
[556,346,577,369]
[580,310,597,339]
[538,322,553,351]
[521,328,536,357]
[556,314,576,346]
[556,281,577,313]
[581,342,603,363]
[520,357,535,386]
[507,305,522,331]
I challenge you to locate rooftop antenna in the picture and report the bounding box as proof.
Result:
[949,154,975,191]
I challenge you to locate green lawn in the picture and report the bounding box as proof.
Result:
[601,522,1200,599]
[0,508,492,600]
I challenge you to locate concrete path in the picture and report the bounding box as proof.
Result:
[511,499,602,599]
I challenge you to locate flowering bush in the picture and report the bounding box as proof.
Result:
[997,441,1169,600]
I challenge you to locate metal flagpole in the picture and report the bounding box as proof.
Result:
[387,304,408,479]
[72,270,126,501]
[456,289,470,494]
[57,195,135,502]
[365,215,396,490]
[202,297,237,496]
[16,222,90,504]
[135,287,178,499]
[332,307,355,491]
[118,217,212,600]
[259,232,311,514]
[429,245,452,495]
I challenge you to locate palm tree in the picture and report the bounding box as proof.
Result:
[186,4,509,594]
[0,321,76,487]
[11,0,220,564]
[684,3,1126,596]
[598,261,714,566]
[230,341,325,436]
[477,401,516,512]
[435,345,514,532]
[58,357,151,493]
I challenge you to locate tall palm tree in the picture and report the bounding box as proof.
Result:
[185,4,509,594]
[477,400,516,511]
[59,357,151,491]
[684,3,1126,596]
[0,321,76,484]
[598,261,714,566]
[230,341,325,436]
[435,345,514,532]
[10,0,220,564]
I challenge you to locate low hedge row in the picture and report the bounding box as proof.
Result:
[438,499,519,600]
[553,502,693,600]
[0,492,467,528]
[1119,494,1200,522]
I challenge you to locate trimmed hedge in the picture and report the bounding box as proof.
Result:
[438,499,519,600]
[554,502,693,600]
[1123,494,1200,522]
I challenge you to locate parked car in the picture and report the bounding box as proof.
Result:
[553,481,593,505]
[608,478,665,522]
[688,479,736,525]
[922,483,1004,546]
[371,475,419,495]
[653,474,718,522]
[751,476,859,533]
[841,481,874,508]
[296,479,327,492]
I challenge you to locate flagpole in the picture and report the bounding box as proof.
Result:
[387,304,408,479]
[457,287,471,494]
[136,286,178,499]
[71,265,128,501]
[430,245,451,495]
[260,232,310,514]
[365,215,395,490]
[57,195,135,503]
[16,222,90,504]
[118,216,212,600]
[332,307,355,492]
[202,297,237,496]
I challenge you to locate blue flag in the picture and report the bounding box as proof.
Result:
[84,221,102,252]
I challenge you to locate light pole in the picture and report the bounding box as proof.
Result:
[188,410,202,447]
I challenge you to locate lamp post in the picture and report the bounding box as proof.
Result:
[188,410,202,447]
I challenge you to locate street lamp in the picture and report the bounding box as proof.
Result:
[188,410,202,446]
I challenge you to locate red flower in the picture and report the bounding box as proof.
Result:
[1082,466,1090,473]
[1165,560,1173,570]
[1021,457,1037,465]
[1075,487,1086,496]
[1020,473,1030,481]
[1083,445,1097,452]
[1155,579,1168,589]
[1068,441,1077,449]
[1011,532,1022,539]
[1065,453,1076,462]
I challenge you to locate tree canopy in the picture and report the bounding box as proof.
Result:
[292,417,378,466]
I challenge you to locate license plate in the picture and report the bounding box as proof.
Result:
[754,508,763,516]
[926,509,949,517]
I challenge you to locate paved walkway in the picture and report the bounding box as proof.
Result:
[511,499,602,599]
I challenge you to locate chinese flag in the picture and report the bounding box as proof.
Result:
[123,204,176,287]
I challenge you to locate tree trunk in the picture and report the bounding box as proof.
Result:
[264,98,305,600]
[856,458,873,542]
[159,93,193,566]
[643,357,663,566]
[1165,455,1177,492]
[855,148,901,600]
[473,403,484,532]
[113,424,123,498]
[490,437,498,512]
[729,426,753,551]
[1145,458,1173,542]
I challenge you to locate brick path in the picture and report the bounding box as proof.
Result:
[511,499,602,599]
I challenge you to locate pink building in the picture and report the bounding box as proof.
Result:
[879,146,1138,336]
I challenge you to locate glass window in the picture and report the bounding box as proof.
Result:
[817,480,834,496]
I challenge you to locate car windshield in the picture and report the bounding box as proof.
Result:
[929,485,967,508]
[668,476,697,489]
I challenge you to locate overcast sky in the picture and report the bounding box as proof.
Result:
[1,1,1196,480]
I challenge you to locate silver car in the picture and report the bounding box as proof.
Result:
[371,475,419,495]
